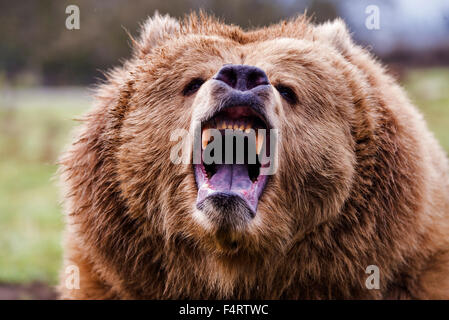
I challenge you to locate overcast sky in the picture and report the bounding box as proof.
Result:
[339,0,449,53]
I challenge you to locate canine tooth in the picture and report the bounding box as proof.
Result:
[256,132,264,154]
[202,128,211,150]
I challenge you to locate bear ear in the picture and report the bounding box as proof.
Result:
[133,12,180,56]
[314,18,354,56]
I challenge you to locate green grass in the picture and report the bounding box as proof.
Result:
[0,68,448,285]
[403,68,449,152]
[0,161,63,283]
[0,88,90,284]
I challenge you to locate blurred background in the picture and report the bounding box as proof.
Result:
[0,0,448,299]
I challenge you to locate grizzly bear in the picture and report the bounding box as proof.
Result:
[58,12,449,299]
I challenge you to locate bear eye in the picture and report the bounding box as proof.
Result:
[183,78,205,96]
[275,84,297,104]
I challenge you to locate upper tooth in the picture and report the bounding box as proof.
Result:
[202,128,211,150]
[256,132,264,155]
[207,119,258,132]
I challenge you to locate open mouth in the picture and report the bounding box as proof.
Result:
[194,106,270,216]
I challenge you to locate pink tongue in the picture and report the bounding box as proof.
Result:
[208,164,252,193]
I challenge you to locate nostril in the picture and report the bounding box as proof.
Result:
[215,64,269,91]
[247,70,269,90]
[215,67,237,88]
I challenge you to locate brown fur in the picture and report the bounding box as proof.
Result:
[58,13,449,299]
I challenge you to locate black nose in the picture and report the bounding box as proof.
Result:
[214,64,269,91]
